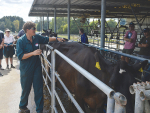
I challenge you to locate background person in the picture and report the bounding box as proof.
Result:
[17,29,25,38]
[4,29,16,69]
[17,21,64,113]
[0,30,4,70]
[79,28,89,44]
[0,30,4,76]
[121,22,137,63]
[136,28,150,81]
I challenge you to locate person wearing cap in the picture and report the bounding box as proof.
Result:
[17,21,64,113]
[0,30,4,71]
[121,22,137,63]
[136,28,150,81]
[4,28,16,69]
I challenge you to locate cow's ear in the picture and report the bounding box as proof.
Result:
[133,60,148,72]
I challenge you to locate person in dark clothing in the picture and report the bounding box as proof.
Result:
[17,21,64,113]
[136,28,150,81]
[17,29,25,38]
[0,30,4,70]
[79,28,88,44]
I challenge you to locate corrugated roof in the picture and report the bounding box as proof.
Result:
[29,0,150,18]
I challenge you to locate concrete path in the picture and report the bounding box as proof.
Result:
[0,57,36,113]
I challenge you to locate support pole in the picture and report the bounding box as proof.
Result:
[107,97,115,113]
[130,4,143,33]
[51,51,56,113]
[68,0,70,40]
[40,16,42,33]
[47,13,49,30]
[54,8,56,33]
[43,16,44,30]
[100,0,106,48]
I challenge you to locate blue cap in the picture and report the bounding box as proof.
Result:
[129,22,135,26]
[143,28,150,32]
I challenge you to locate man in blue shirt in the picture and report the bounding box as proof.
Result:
[0,30,4,71]
[79,28,88,44]
[17,21,64,113]
[17,29,25,38]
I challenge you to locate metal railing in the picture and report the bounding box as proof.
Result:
[129,82,150,113]
[40,44,127,113]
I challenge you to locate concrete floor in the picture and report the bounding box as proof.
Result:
[0,57,36,113]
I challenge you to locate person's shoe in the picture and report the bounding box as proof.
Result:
[6,65,9,69]
[0,72,3,76]
[0,66,4,70]
[11,64,15,68]
[18,107,30,113]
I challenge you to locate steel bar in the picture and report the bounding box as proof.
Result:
[51,51,56,113]
[68,0,70,40]
[43,75,52,96]
[107,97,115,113]
[47,13,49,29]
[54,90,67,113]
[55,72,84,113]
[43,16,44,30]
[82,43,150,63]
[54,8,56,33]
[100,0,106,48]
[54,49,115,97]
[130,4,143,33]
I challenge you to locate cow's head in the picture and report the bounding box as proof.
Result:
[109,60,148,89]
[109,60,148,113]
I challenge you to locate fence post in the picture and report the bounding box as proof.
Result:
[107,97,115,113]
[51,50,56,113]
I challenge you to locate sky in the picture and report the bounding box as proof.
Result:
[0,0,37,22]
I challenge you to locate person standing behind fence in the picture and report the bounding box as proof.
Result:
[4,29,16,69]
[79,28,89,44]
[121,22,137,63]
[17,29,25,38]
[136,28,150,81]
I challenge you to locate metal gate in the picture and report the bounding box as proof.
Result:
[40,44,127,113]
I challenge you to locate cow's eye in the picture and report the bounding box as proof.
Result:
[84,103,96,112]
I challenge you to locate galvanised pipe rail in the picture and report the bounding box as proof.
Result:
[82,43,150,63]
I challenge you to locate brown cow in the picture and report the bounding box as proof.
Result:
[47,42,147,113]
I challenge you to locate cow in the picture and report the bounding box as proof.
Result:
[46,42,147,113]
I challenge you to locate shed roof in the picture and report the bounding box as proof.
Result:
[29,0,150,18]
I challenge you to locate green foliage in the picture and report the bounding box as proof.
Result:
[36,17,117,34]
[0,16,25,32]
[107,19,117,28]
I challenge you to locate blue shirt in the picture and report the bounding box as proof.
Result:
[81,33,88,44]
[18,29,25,37]
[17,34,49,75]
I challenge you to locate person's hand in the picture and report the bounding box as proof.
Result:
[0,45,2,49]
[57,38,65,42]
[4,44,7,47]
[11,44,14,47]
[33,49,42,56]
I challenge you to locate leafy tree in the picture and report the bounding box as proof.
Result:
[107,19,117,28]
[13,20,19,32]
[0,22,5,31]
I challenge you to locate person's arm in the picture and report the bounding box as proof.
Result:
[22,49,42,60]
[0,38,4,49]
[138,37,146,47]
[49,37,64,42]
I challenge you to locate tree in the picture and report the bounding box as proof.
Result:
[0,22,5,31]
[107,19,117,28]
[13,20,19,32]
